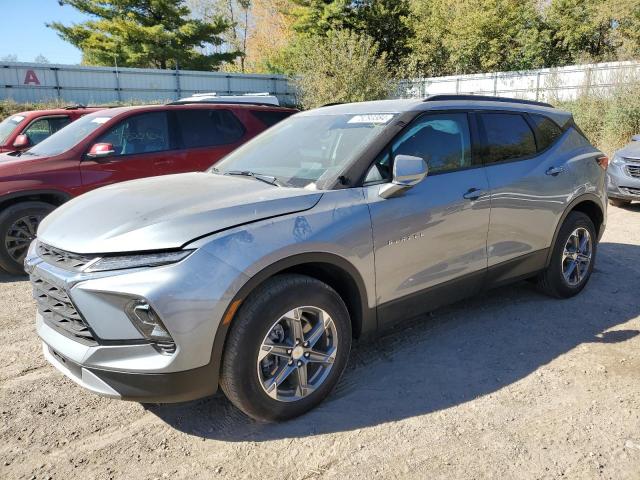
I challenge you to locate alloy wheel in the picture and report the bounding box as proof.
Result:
[561,227,592,286]
[257,306,338,402]
[5,214,42,263]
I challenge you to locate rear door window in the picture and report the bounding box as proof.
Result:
[478,113,537,163]
[96,112,170,156]
[175,109,245,148]
[250,110,294,127]
[528,114,564,151]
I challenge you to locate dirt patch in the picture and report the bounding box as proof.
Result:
[1,205,640,479]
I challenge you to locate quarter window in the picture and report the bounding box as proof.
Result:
[365,112,472,183]
[479,113,536,163]
[175,109,245,148]
[96,112,169,156]
[529,114,564,151]
[250,110,294,127]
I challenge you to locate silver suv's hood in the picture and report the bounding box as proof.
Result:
[38,172,323,254]
[617,141,640,160]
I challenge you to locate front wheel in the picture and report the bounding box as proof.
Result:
[537,211,597,298]
[0,201,55,275]
[220,274,351,421]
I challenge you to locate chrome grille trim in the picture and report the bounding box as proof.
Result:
[37,242,95,271]
[626,164,640,179]
[31,272,97,345]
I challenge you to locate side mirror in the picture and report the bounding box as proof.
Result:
[13,134,30,149]
[379,155,428,199]
[86,142,115,159]
[632,134,640,142]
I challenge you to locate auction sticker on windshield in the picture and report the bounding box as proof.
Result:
[347,114,394,124]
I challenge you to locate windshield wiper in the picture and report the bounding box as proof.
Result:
[223,170,281,187]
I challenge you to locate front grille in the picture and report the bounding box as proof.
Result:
[31,273,97,345]
[37,242,94,271]
[621,186,640,196]
[626,164,640,178]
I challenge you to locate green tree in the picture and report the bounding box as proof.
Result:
[49,0,238,70]
[293,29,394,109]
[407,0,551,77]
[545,0,619,64]
[290,0,353,36]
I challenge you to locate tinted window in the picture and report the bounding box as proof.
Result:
[529,114,563,151]
[97,112,169,156]
[479,113,536,163]
[365,113,472,183]
[250,110,294,127]
[176,109,245,148]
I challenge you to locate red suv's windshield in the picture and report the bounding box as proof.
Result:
[25,112,118,157]
[0,114,26,145]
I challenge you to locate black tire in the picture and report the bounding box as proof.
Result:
[0,201,55,275]
[609,198,631,208]
[537,211,597,298]
[220,274,351,422]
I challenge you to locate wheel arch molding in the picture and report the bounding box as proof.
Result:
[546,193,605,267]
[209,252,376,386]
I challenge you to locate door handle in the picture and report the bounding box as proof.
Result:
[545,166,565,176]
[463,188,485,200]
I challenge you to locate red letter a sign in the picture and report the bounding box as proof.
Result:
[24,70,41,85]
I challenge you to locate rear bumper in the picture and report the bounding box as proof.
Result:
[43,341,219,403]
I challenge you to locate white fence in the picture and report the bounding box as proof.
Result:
[396,60,640,102]
[0,61,296,106]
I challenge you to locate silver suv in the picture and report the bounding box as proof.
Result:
[26,96,608,421]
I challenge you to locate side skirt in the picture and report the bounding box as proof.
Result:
[376,249,549,330]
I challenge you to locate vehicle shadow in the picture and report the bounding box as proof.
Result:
[0,271,27,284]
[150,241,640,441]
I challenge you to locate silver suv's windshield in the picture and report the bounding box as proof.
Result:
[24,111,117,157]
[213,113,396,188]
[0,115,26,145]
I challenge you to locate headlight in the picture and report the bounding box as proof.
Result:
[611,154,625,166]
[84,250,193,273]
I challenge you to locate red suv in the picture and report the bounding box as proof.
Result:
[0,102,297,273]
[0,106,103,153]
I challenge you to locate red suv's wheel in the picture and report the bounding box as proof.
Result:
[0,201,55,275]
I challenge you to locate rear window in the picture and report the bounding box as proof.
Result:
[0,115,25,145]
[175,109,245,148]
[479,113,537,163]
[250,110,295,127]
[529,114,564,151]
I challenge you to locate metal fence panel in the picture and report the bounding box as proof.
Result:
[396,60,640,102]
[0,61,297,106]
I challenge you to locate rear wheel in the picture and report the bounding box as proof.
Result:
[537,211,597,298]
[0,201,54,275]
[220,274,351,422]
[609,198,631,208]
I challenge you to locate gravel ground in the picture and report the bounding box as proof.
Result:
[1,204,640,480]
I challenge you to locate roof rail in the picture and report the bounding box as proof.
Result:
[64,104,87,110]
[424,94,553,108]
[165,100,284,108]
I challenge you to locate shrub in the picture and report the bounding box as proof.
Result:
[558,82,640,154]
[293,29,396,109]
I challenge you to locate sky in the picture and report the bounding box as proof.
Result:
[0,0,90,64]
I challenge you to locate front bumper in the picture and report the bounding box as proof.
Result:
[42,339,217,403]
[26,242,247,402]
[607,160,640,200]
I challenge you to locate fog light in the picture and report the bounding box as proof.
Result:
[125,299,176,354]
